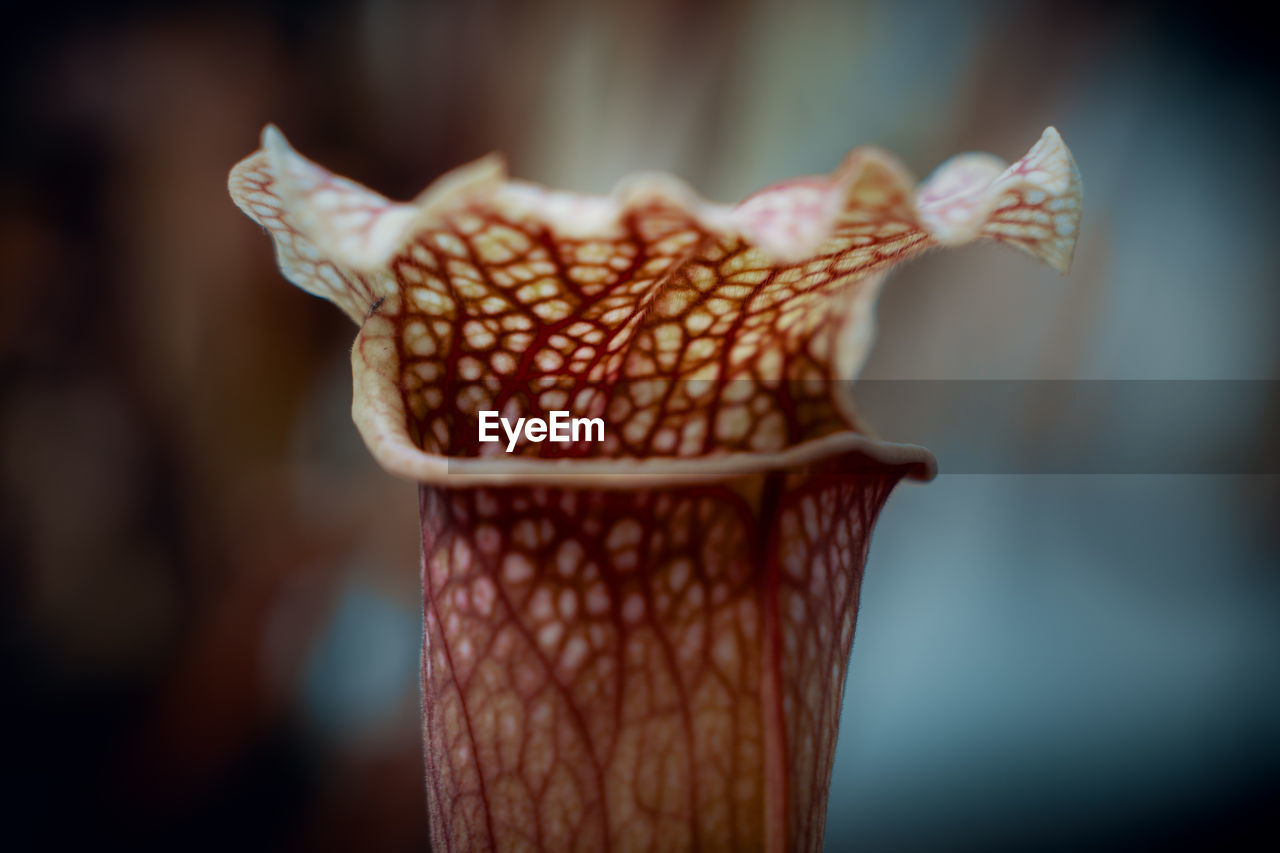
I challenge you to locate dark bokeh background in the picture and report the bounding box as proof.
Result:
[3,1,1277,850]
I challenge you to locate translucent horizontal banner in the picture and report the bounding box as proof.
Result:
[423,380,1279,476]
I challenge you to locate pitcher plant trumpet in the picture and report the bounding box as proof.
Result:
[230,126,1080,852]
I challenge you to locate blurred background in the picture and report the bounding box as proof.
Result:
[3,0,1277,850]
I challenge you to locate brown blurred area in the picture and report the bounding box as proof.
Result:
[3,1,1277,851]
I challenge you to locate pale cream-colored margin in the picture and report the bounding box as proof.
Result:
[237,125,1079,281]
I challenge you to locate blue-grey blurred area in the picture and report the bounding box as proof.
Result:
[851,380,1280,474]
[839,475,1280,851]
[2,0,1276,850]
